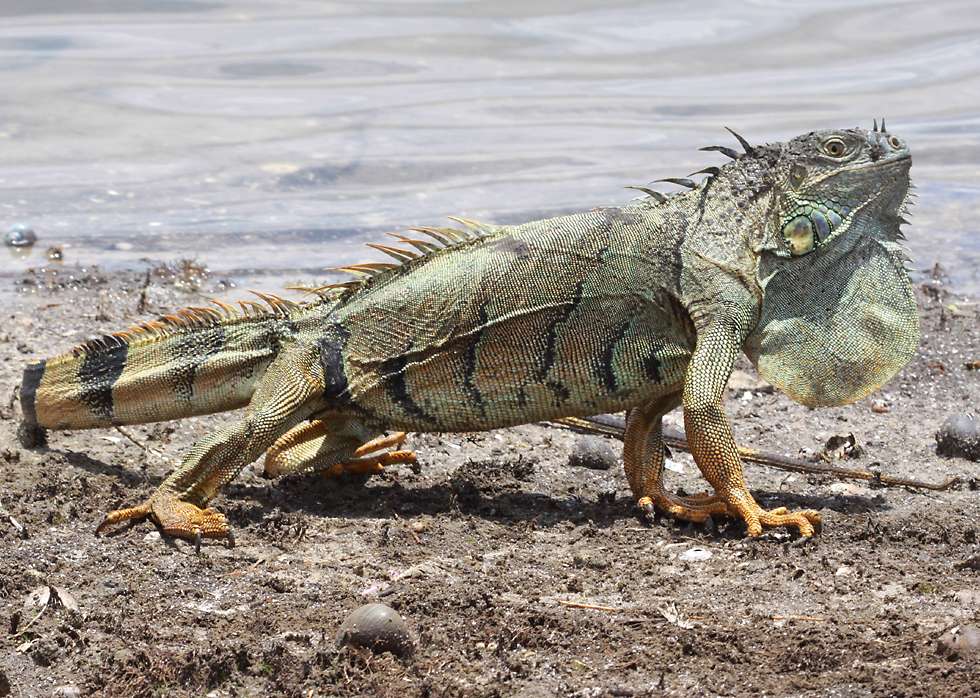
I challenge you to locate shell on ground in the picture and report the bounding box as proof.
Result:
[336,602,415,658]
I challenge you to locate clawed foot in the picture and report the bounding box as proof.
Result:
[736,504,822,538]
[321,449,417,478]
[95,493,232,549]
[319,432,418,480]
[637,494,821,538]
[637,492,729,525]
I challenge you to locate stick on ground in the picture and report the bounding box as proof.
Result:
[550,415,960,491]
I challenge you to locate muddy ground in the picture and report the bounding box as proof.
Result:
[0,262,977,697]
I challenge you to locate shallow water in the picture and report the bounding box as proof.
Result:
[1,0,978,293]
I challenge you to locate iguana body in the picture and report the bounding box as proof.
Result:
[19,124,918,543]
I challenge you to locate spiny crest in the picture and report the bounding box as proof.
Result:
[626,126,754,204]
[68,291,307,358]
[323,216,495,296]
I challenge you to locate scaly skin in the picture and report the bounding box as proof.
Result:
[20,123,918,544]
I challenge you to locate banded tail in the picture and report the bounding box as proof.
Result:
[19,298,305,441]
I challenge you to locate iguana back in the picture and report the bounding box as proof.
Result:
[331,204,695,431]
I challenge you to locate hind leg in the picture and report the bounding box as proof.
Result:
[263,416,416,479]
[96,345,324,544]
[624,394,729,523]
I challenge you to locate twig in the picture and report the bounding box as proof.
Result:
[772,614,825,622]
[114,426,149,452]
[555,599,625,612]
[550,415,960,491]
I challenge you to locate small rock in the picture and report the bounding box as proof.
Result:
[678,547,713,563]
[336,603,414,658]
[935,414,980,461]
[820,433,864,461]
[143,531,162,542]
[728,369,773,393]
[567,435,617,471]
[937,624,980,659]
[828,482,863,496]
[52,686,81,698]
[46,245,63,261]
[953,589,980,606]
[835,565,852,577]
[5,223,37,248]
[870,399,890,414]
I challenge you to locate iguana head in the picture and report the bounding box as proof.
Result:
[744,123,919,407]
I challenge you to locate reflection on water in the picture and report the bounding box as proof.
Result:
[0,0,977,293]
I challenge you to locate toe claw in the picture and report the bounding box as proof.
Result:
[95,495,232,546]
[637,497,657,524]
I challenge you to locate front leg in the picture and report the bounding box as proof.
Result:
[683,317,821,537]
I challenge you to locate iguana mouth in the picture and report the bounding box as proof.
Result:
[841,153,911,175]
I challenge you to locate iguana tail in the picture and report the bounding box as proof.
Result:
[19,299,303,441]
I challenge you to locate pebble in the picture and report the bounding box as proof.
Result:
[336,603,414,658]
[935,414,980,461]
[828,482,863,496]
[4,223,37,248]
[953,589,980,606]
[52,686,81,698]
[936,624,980,659]
[567,435,618,471]
[678,547,713,562]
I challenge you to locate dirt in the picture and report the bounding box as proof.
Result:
[0,262,978,697]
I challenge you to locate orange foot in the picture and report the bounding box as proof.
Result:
[638,494,821,537]
[637,492,729,525]
[95,493,232,550]
[731,502,822,538]
[321,450,417,478]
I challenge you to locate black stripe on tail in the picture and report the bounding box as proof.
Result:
[18,361,47,448]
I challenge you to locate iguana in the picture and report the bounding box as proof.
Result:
[18,123,918,544]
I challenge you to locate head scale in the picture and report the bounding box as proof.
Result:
[767,125,911,257]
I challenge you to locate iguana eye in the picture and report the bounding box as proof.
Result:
[887,135,902,149]
[822,138,847,158]
[783,216,815,256]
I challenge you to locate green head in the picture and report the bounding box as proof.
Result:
[744,122,919,408]
[768,125,911,257]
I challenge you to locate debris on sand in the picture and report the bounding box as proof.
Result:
[937,624,980,659]
[5,223,37,248]
[336,603,415,658]
[567,435,617,470]
[936,414,980,461]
